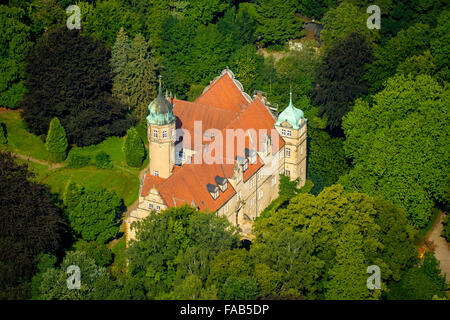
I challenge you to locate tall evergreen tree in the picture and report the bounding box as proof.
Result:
[122,127,145,168]
[45,117,68,162]
[127,34,157,122]
[111,28,131,108]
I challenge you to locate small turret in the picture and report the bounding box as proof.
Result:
[275,89,305,129]
[274,89,308,187]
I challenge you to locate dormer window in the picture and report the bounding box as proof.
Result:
[263,134,271,156]
[215,176,228,192]
[245,148,257,164]
[207,183,220,200]
[236,155,248,171]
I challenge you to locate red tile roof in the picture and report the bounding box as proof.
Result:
[157,162,236,211]
[141,71,284,212]
[194,72,251,112]
[141,174,165,197]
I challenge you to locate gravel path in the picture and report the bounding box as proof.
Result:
[426,211,450,282]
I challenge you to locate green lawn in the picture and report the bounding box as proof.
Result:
[1,111,147,207]
[0,111,48,160]
[40,166,140,206]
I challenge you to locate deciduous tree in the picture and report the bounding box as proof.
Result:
[341,74,449,227]
[20,27,131,146]
[0,151,65,299]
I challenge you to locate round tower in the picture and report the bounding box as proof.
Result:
[147,76,176,178]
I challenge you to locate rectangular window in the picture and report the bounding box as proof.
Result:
[156,205,161,211]
[250,176,255,188]
[154,170,159,177]
[281,128,286,136]
[271,176,276,186]
[153,130,158,138]
[285,169,290,177]
[286,147,291,158]
[257,171,261,181]
[162,130,167,138]
[287,130,292,137]
[250,197,255,208]
[258,190,263,200]
[148,203,153,209]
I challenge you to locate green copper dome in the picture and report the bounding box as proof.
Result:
[147,77,176,125]
[275,91,305,129]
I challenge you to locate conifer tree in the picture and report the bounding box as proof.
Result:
[111,27,131,108]
[122,127,144,167]
[45,117,68,162]
[127,34,157,122]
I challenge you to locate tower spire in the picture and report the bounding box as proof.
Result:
[289,85,294,108]
[158,75,162,95]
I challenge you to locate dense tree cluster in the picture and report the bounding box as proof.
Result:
[0,151,66,299]
[341,74,449,227]
[1,0,449,301]
[20,27,131,146]
[313,32,373,131]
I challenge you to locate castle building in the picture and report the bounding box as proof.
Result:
[125,69,307,243]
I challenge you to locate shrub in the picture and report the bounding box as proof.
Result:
[45,117,68,162]
[95,151,112,169]
[73,240,113,267]
[123,127,144,167]
[67,149,90,168]
[0,122,7,144]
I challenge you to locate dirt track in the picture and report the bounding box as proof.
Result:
[426,211,450,282]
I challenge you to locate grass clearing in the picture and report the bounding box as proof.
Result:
[2,110,146,207]
[40,166,140,206]
[0,111,48,160]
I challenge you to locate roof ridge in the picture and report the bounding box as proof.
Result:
[174,98,236,115]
